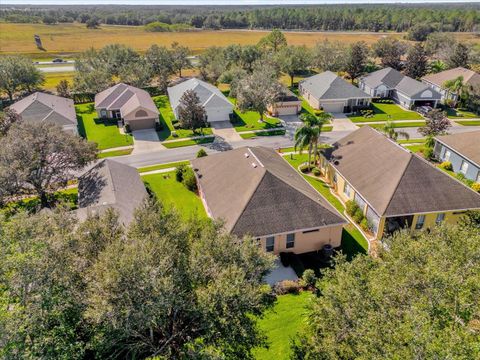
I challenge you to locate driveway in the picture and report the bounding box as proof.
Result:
[279,114,303,140]
[211,121,242,142]
[331,113,359,131]
[131,129,166,154]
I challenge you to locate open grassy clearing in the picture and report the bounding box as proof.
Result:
[97,149,133,158]
[75,103,133,150]
[142,171,206,219]
[456,120,480,126]
[41,71,75,91]
[348,102,423,122]
[360,121,426,129]
[253,292,312,360]
[445,108,479,119]
[163,137,215,149]
[138,161,190,173]
[153,95,213,140]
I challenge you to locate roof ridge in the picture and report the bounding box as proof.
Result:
[106,86,130,110]
[104,159,117,202]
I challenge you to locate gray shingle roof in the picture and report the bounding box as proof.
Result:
[299,71,371,100]
[361,67,442,99]
[76,159,148,225]
[323,126,480,217]
[167,78,232,111]
[191,147,346,238]
[435,131,480,167]
[9,92,77,127]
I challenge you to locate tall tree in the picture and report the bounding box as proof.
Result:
[239,45,263,72]
[258,29,287,53]
[0,122,97,207]
[276,45,312,87]
[146,44,174,92]
[198,46,227,85]
[292,223,480,359]
[294,118,318,172]
[404,43,428,79]
[297,113,330,166]
[312,40,347,72]
[118,57,153,88]
[0,108,21,137]
[177,89,207,132]
[443,76,470,107]
[171,41,191,77]
[0,55,44,101]
[447,43,470,69]
[428,59,447,74]
[372,38,407,70]
[418,109,451,138]
[56,79,70,98]
[406,24,435,41]
[345,42,369,81]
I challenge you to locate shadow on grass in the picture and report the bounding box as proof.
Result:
[340,228,368,261]
[77,115,87,138]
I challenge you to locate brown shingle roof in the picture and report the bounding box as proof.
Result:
[323,126,480,217]
[422,67,480,88]
[191,147,346,237]
[435,131,480,167]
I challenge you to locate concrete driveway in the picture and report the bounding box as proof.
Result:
[331,113,359,131]
[131,129,165,154]
[211,121,242,142]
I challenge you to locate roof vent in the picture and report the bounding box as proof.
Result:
[244,153,250,158]
[252,162,257,168]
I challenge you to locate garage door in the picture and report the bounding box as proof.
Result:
[207,109,231,122]
[128,118,156,131]
[276,105,300,116]
[321,102,345,113]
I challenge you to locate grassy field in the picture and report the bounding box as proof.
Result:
[142,171,206,219]
[348,103,423,122]
[9,23,477,56]
[42,71,75,91]
[138,161,190,173]
[76,103,133,150]
[254,292,312,360]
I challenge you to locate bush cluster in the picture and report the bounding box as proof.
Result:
[439,161,453,171]
[360,109,374,118]
[312,167,321,176]
[472,183,480,193]
[196,149,208,158]
[274,280,301,295]
[373,98,394,104]
[175,165,198,192]
[301,269,317,288]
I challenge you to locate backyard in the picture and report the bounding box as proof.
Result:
[348,102,423,122]
[75,103,133,150]
[142,171,207,219]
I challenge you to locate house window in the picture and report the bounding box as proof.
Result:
[415,215,425,229]
[436,213,445,225]
[443,150,451,162]
[460,161,469,175]
[286,233,295,249]
[477,171,480,183]
[100,109,107,118]
[343,183,352,198]
[333,173,338,184]
[266,236,275,252]
[111,110,121,119]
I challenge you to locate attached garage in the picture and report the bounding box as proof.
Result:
[127,118,157,131]
[321,101,345,113]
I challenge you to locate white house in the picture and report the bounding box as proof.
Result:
[167,78,233,123]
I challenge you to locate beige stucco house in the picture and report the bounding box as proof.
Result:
[267,88,302,116]
[191,146,347,255]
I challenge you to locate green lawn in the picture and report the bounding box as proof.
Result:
[75,103,133,150]
[153,95,213,141]
[254,292,312,360]
[456,120,480,126]
[240,130,286,139]
[138,161,190,173]
[360,121,426,129]
[348,102,423,123]
[446,108,479,119]
[142,172,206,219]
[97,149,133,159]
[227,96,282,132]
[404,144,426,154]
[398,138,426,144]
[162,137,215,149]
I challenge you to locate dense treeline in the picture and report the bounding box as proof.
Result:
[1,4,479,32]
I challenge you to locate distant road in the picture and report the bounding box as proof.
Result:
[37,65,75,73]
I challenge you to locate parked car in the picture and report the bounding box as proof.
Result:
[52,58,64,63]
[416,106,433,116]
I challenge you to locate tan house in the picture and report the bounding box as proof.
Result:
[319,126,480,240]
[422,67,480,103]
[95,83,159,131]
[267,89,302,116]
[191,147,347,255]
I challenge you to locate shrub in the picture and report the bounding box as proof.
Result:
[302,269,317,288]
[439,161,453,171]
[171,131,178,138]
[423,147,434,160]
[299,164,311,173]
[360,218,370,231]
[274,280,300,295]
[182,168,197,192]
[472,183,480,193]
[456,173,466,181]
[346,200,359,217]
[196,149,208,158]
[314,110,323,116]
[312,167,321,176]
[353,208,364,224]
[175,164,187,182]
[124,123,131,133]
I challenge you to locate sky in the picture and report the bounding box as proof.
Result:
[3,0,479,5]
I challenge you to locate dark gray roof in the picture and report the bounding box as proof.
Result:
[191,147,346,238]
[435,131,480,167]
[361,67,442,99]
[323,126,480,217]
[299,71,371,100]
[9,92,77,127]
[76,159,148,225]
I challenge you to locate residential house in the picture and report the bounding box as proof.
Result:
[191,146,347,255]
[167,78,233,123]
[359,67,442,109]
[422,67,480,103]
[9,92,78,134]
[76,159,148,226]
[267,88,302,116]
[95,83,160,131]
[319,126,480,240]
[434,130,480,183]
[298,71,372,113]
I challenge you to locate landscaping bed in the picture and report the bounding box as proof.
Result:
[348,102,423,122]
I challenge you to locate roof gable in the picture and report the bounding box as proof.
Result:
[422,67,480,88]
[300,71,371,100]
[435,131,480,166]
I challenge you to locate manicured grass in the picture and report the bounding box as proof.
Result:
[398,138,425,144]
[162,136,215,149]
[227,96,282,132]
[348,102,423,122]
[254,292,312,360]
[138,161,190,173]
[142,172,206,219]
[240,130,286,139]
[404,144,426,153]
[75,103,133,150]
[456,120,480,126]
[97,149,133,158]
[445,108,479,119]
[360,121,426,129]
[153,95,213,141]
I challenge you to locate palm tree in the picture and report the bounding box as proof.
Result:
[443,76,469,107]
[294,124,316,171]
[296,112,331,169]
[381,121,410,141]
[429,60,447,74]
